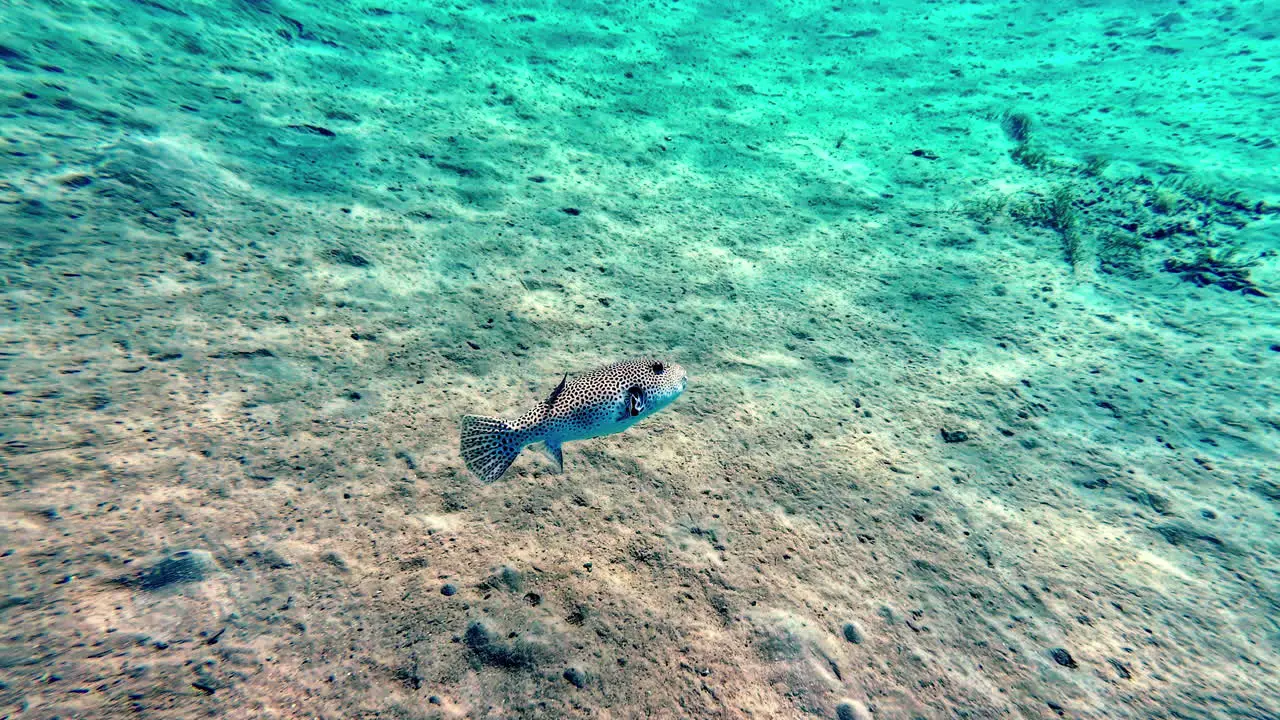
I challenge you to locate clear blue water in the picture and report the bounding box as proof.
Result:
[1,1,1277,717]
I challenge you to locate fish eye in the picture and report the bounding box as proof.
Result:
[651,361,664,375]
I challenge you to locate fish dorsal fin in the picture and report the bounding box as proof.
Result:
[545,373,568,407]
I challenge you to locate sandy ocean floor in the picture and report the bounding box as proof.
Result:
[2,0,1278,718]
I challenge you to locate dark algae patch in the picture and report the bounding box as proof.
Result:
[116,550,214,591]
[1163,247,1268,296]
[462,622,545,670]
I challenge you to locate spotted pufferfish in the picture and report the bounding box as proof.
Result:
[460,358,688,482]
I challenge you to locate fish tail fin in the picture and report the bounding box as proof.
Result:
[460,414,523,482]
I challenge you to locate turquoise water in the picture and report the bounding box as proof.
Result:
[1,1,1277,717]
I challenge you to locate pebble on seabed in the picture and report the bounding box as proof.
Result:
[563,667,586,688]
[836,701,872,720]
[1049,647,1078,668]
[441,584,457,596]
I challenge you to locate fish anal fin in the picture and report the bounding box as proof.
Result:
[540,440,564,473]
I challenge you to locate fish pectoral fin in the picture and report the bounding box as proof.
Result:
[622,385,645,420]
[539,440,564,473]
